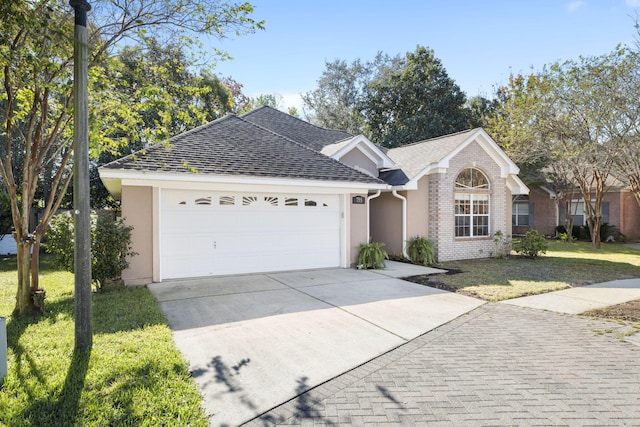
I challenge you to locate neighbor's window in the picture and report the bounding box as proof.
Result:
[454,168,490,237]
[512,195,529,226]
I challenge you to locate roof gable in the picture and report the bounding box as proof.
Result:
[321,135,395,169]
[100,114,383,186]
[386,128,522,189]
[241,106,353,151]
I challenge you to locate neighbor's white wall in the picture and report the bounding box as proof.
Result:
[0,235,16,256]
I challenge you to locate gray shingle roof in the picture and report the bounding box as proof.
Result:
[241,106,353,151]
[386,128,479,180]
[378,169,410,186]
[101,114,383,184]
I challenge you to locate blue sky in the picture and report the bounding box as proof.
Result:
[213,0,640,112]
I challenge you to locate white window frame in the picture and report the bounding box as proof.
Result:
[455,194,490,238]
[454,168,491,238]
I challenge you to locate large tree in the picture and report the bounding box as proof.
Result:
[0,0,263,316]
[362,46,472,148]
[301,57,378,134]
[614,24,640,209]
[302,48,474,146]
[488,47,639,248]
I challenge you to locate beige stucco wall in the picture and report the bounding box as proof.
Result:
[121,185,154,285]
[370,192,403,256]
[349,193,369,266]
[431,141,510,262]
[406,176,430,241]
[340,150,378,177]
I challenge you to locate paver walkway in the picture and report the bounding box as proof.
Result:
[246,303,640,426]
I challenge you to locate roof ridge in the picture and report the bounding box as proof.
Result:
[241,105,353,137]
[236,115,384,184]
[170,113,237,142]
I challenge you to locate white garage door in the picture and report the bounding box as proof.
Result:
[160,190,342,279]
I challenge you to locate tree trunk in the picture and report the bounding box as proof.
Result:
[30,234,42,292]
[588,213,602,249]
[12,239,37,316]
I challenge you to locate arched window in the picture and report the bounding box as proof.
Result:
[454,168,490,237]
[455,168,489,189]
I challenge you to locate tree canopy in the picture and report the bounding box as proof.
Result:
[302,46,476,147]
[363,46,472,148]
[0,0,263,316]
[487,46,640,248]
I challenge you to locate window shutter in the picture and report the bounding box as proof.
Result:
[602,202,610,224]
[528,203,535,227]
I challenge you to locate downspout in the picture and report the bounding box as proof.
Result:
[392,189,408,258]
[366,190,381,242]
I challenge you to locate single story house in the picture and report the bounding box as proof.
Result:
[99,106,528,284]
[513,182,640,241]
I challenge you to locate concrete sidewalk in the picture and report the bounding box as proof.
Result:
[148,264,482,426]
[501,278,640,314]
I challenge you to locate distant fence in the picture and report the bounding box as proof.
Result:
[0,235,16,256]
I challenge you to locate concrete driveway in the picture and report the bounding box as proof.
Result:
[148,262,484,426]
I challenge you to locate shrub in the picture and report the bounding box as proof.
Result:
[44,212,136,290]
[555,224,580,241]
[406,236,435,266]
[492,230,512,259]
[599,223,626,243]
[357,240,388,269]
[513,229,548,258]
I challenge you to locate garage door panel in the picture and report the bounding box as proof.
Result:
[160,190,342,279]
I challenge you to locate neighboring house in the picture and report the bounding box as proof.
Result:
[99,106,528,284]
[513,183,640,241]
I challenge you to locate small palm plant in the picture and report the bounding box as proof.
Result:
[357,240,388,269]
[405,236,435,266]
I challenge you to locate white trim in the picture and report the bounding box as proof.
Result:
[391,190,408,258]
[366,190,382,241]
[506,175,529,195]
[99,169,389,198]
[454,193,491,238]
[340,194,348,268]
[326,135,395,169]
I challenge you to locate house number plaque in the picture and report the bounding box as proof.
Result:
[352,195,366,205]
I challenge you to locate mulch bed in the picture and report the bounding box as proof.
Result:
[402,269,462,293]
[584,300,640,322]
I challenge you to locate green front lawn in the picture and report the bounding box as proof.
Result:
[428,241,640,301]
[0,255,208,426]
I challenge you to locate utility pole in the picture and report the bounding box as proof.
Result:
[70,0,92,352]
